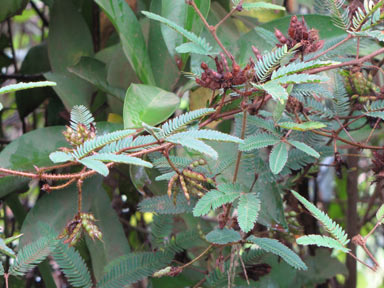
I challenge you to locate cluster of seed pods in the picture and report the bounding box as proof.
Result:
[196,53,254,90]
[167,159,215,204]
[63,123,96,146]
[274,15,324,55]
[59,212,102,246]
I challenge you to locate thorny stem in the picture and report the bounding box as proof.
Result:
[308,47,384,74]
[77,178,84,214]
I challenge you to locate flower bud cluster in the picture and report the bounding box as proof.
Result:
[63,123,96,146]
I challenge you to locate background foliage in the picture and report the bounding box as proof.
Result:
[0,0,384,287]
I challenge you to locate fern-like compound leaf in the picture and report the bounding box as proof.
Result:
[53,242,92,288]
[9,237,58,276]
[167,130,243,144]
[193,183,243,216]
[72,129,136,159]
[0,263,3,276]
[206,228,242,244]
[70,105,95,131]
[240,133,280,151]
[247,236,307,270]
[269,142,288,174]
[167,137,218,159]
[350,0,383,31]
[142,11,212,55]
[291,190,349,245]
[78,158,109,176]
[289,140,320,158]
[237,193,261,233]
[49,151,74,163]
[272,60,337,79]
[254,81,288,102]
[0,81,56,95]
[84,153,153,168]
[96,252,173,288]
[296,235,350,253]
[165,230,204,254]
[254,45,290,82]
[159,108,215,138]
[273,74,329,85]
[278,121,326,131]
[323,0,351,30]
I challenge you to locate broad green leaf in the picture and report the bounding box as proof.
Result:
[237,194,261,233]
[240,133,280,151]
[0,0,28,22]
[95,0,155,85]
[247,236,307,270]
[289,141,320,158]
[269,142,288,174]
[20,176,130,282]
[123,84,179,128]
[0,126,68,198]
[242,2,286,11]
[47,0,94,109]
[148,0,180,91]
[206,228,241,244]
[44,72,94,109]
[296,235,350,253]
[68,57,125,101]
[278,121,326,131]
[0,81,56,95]
[376,204,384,224]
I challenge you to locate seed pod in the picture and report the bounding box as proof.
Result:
[201,62,208,70]
[80,212,96,221]
[168,174,178,199]
[179,175,190,204]
[182,169,207,182]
